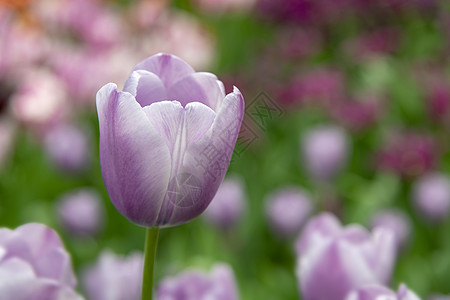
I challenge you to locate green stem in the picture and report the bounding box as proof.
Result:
[142,227,160,300]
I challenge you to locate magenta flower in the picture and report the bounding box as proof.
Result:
[296,213,396,300]
[96,53,244,227]
[203,177,246,229]
[0,223,81,299]
[57,188,104,236]
[157,263,239,300]
[265,186,313,237]
[345,284,421,300]
[83,250,143,300]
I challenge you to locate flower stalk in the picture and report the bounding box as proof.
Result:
[142,227,160,300]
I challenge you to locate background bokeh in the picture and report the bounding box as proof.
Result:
[1,0,450,299]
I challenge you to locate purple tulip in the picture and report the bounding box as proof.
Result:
[413,173,450,222]
[44,123,90,173]
[0,223,81,299]
[96,53,244,227]
[345,284,421,300]
[295,213,396,300]
[83,250,143,300]
[265,186,313,237]
[157,263,239,300]
[302,126,349,181]
[57,188,104,236]
[203,177,246,229]
[370,209,411,250]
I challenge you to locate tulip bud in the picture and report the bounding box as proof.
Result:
[203,177,246,229]
[346,284,421,300]
[413,173,450,222]
[157,263,239,300]
[83,250,143,300]
[265,186,313,237]
[0,223,81,299]
[302,126,349,181]
[96,53,244,227]
[57,188,104,236]
[296,213,396,300]
[370,209,411,250]
[44,123,90,173]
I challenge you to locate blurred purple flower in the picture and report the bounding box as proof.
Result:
[426,84,450,123]
[0,223,81,299]
[157,263,239,300]
[332,95,382,131]
[370,209,411,250]
[83,250,143,300]
[413,173,450,222]
[44,123,90,173]
[343,28,400,61]
[203,177,246,229]
[265,186,313,237]
[57,188,104,236]
[11,68,68,132]
[377,133,437,177]
[295,213,396,300]
[345,284,420,300]
[278,27,321,60]
[96,53,244,227]
[302,125,349,181]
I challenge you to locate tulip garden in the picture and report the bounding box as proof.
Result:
[1,0,450,299]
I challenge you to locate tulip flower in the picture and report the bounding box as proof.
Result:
[265,186,313,237]
[157,263,239,300]
[96,53,244,299]
[412,173,450,222]
[83,250,143,300]
[295,213,396,300]
[370,209,411,250]
[203,177,246,229]
[0,223,81,299]
[302,125,349,181]
[57,188,104,236]
[345,284,421,300]
[44,123,90,173]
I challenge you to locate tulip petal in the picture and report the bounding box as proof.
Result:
[158,87,244,226]
[167,72,226,111]
[123,70,168,107]
[96,83,171,227]
[132,53,195,88]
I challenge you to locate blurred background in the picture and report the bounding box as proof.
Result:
[1,0,450,299]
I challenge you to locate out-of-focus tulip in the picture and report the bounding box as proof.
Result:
[370,209,411,250]
[295,213,396,300]
[332,95,381,131]
[44,123,90,173]
[57,188,104,236]
[157,263,239,300]
[96,53,244,227]
[265,186,313,237]
[203,177,246,229]
[83,250,143,300]
[377,133,436,177]
[413,173,450,222]
[345,284,421,300]
[138,12,215,70]
[12,68,68,130]
[0,223,81,299]
[302,126,349,181]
